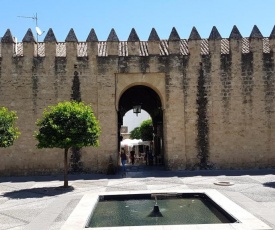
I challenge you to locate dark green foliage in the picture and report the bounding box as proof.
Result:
[35,101,100,149]
[0,107,20,148]
[140,119,153,141]
[129,119,153,141]
[130,127,141,139]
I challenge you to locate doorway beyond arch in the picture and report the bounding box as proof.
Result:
[117,84,164,168]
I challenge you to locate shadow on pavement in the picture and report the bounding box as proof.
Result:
[3,186,74,199]
[263,182,275,188]
[0,173,119,183]
[124,167,275,178]
[0,168,275,183]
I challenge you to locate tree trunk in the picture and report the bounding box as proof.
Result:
[64,148,69,187]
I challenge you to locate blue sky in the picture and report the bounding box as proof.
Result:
[1,0,275,42]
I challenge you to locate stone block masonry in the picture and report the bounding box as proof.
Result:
[0,25,275,176]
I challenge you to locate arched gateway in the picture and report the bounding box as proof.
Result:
[117,74,165,167]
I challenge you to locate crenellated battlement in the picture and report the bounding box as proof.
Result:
[1,25,275,57]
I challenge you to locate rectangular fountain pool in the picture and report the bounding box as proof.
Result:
[87,193,237,227]
[61,189,272,230]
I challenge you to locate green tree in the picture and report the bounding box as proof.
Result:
[35,101,100,187]
[130,127,141,139]
[0,107,20,148]
[140,119,153,141]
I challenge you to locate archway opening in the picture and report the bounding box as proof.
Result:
[123,109,151,133]
[118,85,164,168]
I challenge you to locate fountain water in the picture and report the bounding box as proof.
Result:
[148,195,163,217]
[87,192,237,227]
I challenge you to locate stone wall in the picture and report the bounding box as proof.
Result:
[0,25,275,176]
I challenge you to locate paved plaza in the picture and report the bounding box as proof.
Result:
[0,166,275,229]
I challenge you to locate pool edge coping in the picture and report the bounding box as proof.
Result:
[61,189,272,230]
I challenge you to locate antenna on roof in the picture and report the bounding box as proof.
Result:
[35,26,43,36]
[18,13,45,55]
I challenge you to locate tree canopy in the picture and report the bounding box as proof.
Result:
[140,119,153,141]
[130,127,141,139]
[0,107,20,148]
[35,101,100,187]
[35,101,100,149]
[129,119,153,141]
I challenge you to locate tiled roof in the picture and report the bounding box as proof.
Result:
[242,38,250,53]
[95,38,270,56]
[78,42,87,57]
[221,39,229,54]
[139,41,148,56]
[263,38,270,53]
[56,42,66,57]
[1,38,272,57]
[181,39,189,55]
[119,41,127,56]
[16,42,23,56]
[98,42,107,56]
[201,39,209,55]
[160,40,168,56]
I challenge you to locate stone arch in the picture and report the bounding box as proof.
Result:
[115,73,166,112]
[118,85,162,120]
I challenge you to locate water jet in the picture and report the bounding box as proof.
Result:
[148,195,163,217]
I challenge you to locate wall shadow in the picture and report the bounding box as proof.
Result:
[3,186,74,199]
[0,169,275,183]
[263,182,275,188]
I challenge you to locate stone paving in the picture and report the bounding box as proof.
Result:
[0,165,275,230]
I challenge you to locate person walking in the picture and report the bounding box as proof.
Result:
[145,146,149,165]
[120,149,127,172]
[130,148,135,165]
[148,148,154,166]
